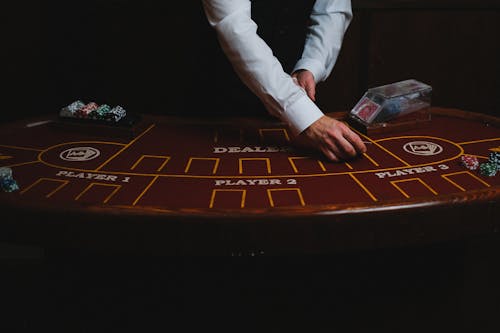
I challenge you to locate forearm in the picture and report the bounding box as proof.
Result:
[293,0,352,83]
[202,0,323,135]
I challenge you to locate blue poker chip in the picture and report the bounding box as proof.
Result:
[0,177,19,192]
[60,100,85,118]
[0,167,13,179]
[489,151,500,170]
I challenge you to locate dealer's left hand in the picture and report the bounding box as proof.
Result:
[292,69,316,102]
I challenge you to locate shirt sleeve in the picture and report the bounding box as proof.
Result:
[293,0,352,83]
[202,0,324,135]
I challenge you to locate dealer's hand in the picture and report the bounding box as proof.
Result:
[292,70,316,101]
[297,116,367,162]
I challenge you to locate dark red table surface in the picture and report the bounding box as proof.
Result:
[1,107,499,255]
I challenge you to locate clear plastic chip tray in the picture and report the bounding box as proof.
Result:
[350,79,432,125]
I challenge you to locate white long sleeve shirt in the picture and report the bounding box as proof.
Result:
[202,0,352,135]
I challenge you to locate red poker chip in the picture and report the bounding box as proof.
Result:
[460,155,479,170]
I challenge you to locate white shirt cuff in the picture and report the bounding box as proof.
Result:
[284,95,324,136]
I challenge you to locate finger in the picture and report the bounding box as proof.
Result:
[293,79,306,91]
[336,136,359,158]
[321,146,339,162]
[343,129,367,154]
[336,122,366,154]
[331,139,353,160]
[305,82,316,101]
[324,136,350,160]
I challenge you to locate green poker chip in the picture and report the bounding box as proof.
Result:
[479,162,497,177]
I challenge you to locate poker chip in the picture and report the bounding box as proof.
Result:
[460,152,499,177]
[489,151,500,170]
[60,100,85,118]
[0,166,13,179]
[59,100,127,123]
[0,167,19,193]
[0,177,19,193]
[94,104,111,120]
[75,102,99,118]
[460,155,479,171]
[108,105,127,122]
[479,162,497,177]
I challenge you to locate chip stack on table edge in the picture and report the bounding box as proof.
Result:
[0,167,19,193]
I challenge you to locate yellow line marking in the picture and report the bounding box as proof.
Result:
[133,175,159,206]
[288,158,300,173]
[443,178,466,192]
[259,128,290,142]
[345,162,353,170]
[3,160,40,168]
[36,140,126,171]
[0,155,13,160]
[75,183,122,204]
[95,124,156,171]
[374,135,463,162]
[37,135,465,181]
[465,173,491,187]
[441,171,491,191]
[458,138,500,145]
[374,135,439,143]
[0,144,43,152]
[349,128,411,167]
[20,178,69,198]
[363,153,380,167]
[463,154,488,160]
[184,157,220,174]
[130,155,171,172]
[239,158,271,174]
[288,157,326,173]
[267,188,305,207]
[37,153,464,180]
[390,178,438,199]
[209,189,246,209]
[348,174,378,202]
[39,141,126,151]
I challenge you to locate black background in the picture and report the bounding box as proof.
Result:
[1,1,500,332]
[3,1,500,122]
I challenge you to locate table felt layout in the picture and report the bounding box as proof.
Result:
[1,108,499,213]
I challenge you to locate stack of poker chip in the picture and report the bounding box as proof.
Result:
[489,151,500,170]
[75,102,99,118]
[60,100,85,118]
[480,162,497,177]
[479,151,500,177]
[0,167,20,193]
[91,104,111,120]
[59,100,127,123]
[108,106,126,122]
[460,155,480,171]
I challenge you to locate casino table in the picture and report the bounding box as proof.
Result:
[0,107,499,255]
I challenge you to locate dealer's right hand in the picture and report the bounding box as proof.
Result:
[297,116,367,162]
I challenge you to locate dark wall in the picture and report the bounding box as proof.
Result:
[317,1,500,117]
[3,1,500,122]
[4,1,219,121]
